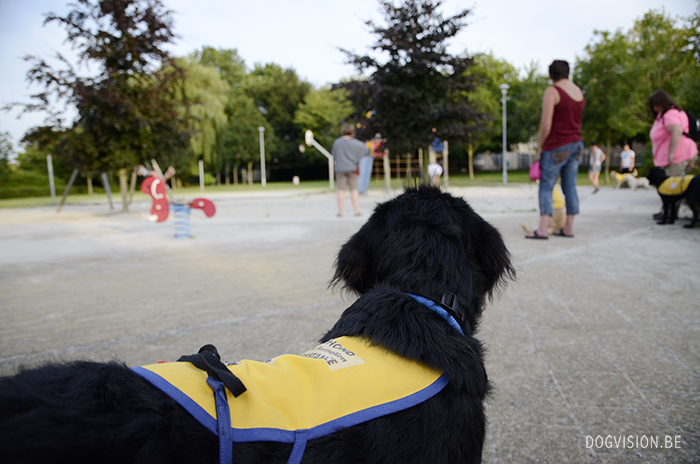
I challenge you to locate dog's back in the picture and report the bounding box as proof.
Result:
[0,186,515,464]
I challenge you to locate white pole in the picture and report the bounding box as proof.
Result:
[258,127,267,187]
[101,172,114,210]
[46,154,56,205]
[305,130,334,190]
[499,83,510,185]
[199,159,204,192]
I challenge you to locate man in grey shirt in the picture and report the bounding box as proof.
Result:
[331,124,369,216]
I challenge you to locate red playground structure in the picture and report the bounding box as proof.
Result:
[140,161,216,238]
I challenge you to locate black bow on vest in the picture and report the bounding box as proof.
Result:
[178,345,247,397]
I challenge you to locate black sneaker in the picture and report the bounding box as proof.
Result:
[653,212,663,220]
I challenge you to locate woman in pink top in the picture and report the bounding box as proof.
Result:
[649,90,698,176]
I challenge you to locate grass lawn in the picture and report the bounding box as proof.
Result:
[0,170,594,209]
[368,170,591,189]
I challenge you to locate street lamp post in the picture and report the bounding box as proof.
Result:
[499,83,510,185]
[258,126,267,187]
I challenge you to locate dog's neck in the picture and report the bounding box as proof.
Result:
[322,289,486,390]
[407,293,467,336]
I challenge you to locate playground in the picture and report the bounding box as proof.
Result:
[0,183,698,463]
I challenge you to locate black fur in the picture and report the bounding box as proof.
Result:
[647,167,700,228]
[0,186,514,463]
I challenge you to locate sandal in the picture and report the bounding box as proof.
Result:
[525,231,548,240]
[553,229,574,238]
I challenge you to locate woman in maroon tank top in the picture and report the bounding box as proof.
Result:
[526,60,585,239]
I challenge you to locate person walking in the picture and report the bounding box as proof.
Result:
[526,60,585,239]
[331,123,369,217]
[619,143,636,174]
[588,142,606,193]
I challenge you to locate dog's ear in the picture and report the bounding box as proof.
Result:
[469,217,515,299]
[331,210,388,295]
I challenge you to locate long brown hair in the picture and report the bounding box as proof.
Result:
[649,90,681,116]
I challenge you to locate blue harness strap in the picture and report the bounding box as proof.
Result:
[407,293,465,336]
[202,379,354,464]
[207,377,233,464]
[288,430,310,464]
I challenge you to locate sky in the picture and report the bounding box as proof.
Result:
[0,0,697,154]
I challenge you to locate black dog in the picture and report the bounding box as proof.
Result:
[0,186,514,464]
[647,167,700,228]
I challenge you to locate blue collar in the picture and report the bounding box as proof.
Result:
[406,294,465,336]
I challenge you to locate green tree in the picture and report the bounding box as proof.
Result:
[679,4,700,115]
[176,58,229,176]
[8,0,188,210]
[575,29,633,176]
[575,9,698,175]
[218,92,270,184]
[245,63,311,176]
[627,10,696,114]
[0,131,67,199]
[0,131,12,177]
[457,54,546,178]
[294,87,353,159]
[334,0,483,157]
[191,47,247,89]
[189,47,274,183]
[16,141,73,181]
[459,53,515,178]
[507,63,550,149]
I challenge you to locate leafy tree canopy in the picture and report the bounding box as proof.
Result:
[505,63,549,149]
[294,87,353,153]
[191,46,248,89]
[245,63,311,170]
[334,0,485,154]
[10,0,189,173]
[218,91,271,167]
[0,131,12,176]
[175,58,229,167]
[461,53,516,151]
[575,8,699,149]
[462,54,548,152]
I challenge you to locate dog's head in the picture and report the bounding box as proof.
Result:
[647,167,667,187]
[331,186,515,330]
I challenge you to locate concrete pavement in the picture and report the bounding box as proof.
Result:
[0,183,698,463]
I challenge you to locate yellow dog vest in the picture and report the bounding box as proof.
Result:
[133,336,447,464]
[552,184,565,210]
[658,175,695,196]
